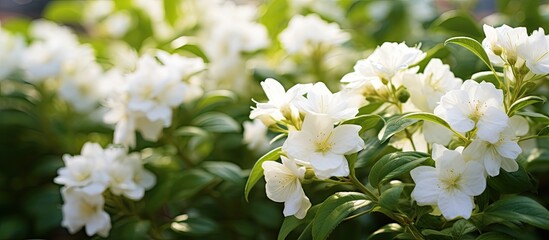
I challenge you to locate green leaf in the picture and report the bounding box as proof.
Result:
[471,71,504,87]
[171,169,216,200]
[444,37,494,73]
[421,229,452,239]
[475,232,514,240]
[312,192,372,240]
[379,185,404,211]
[487,164,534,194]
[378,116,418,142]
[451,219,476,239]
[358,101,385,115]
[171,215,219,236]
[192,112,240,133]
[43,1,84,23]
[401,112,465,140]
[341,114,383,133]
[259,0,289,39]
[431,11,483,38]
[175,44,210,63]
[244,147,282,201]
[202,161,243,184]
[163,0,179,26]
[479,195,549,230]
[368,223,404,240]
[539,126,549,136]
[516,111,549,124]
[369,152,430,188]
[355,137,388,168]
[278,205,319,240]
[195,90,237,111]
[508,96,546,116]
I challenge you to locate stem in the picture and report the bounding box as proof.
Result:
[404,129,417,151]
[349,174,378,202]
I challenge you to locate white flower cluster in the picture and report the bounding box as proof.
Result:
[483,24,549,75]
[54,142,156,237]
[279,14,350,54]
[104,50,205,147]
[1,20,109,112]
[250,78,365,219]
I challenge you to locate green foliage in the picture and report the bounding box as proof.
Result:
[368,151,429,188]
[244,147,282,201]
[444,37,496,74]
[472,196,549,230]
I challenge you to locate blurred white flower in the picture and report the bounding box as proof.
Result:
[517,28,549,74]
[0,25,25,79]
[105,149,155,200]
[61,187,111,237]
[482,24,528,66]
[296,82,358,123]
[103,11,132,38]
[282,114,364,179]
[410,144,486,220]
[250,78,312,126]
[434,80,508,143]
[243,119,271,153]
[462,115,527,177]
[54,142,110,195]
[279,14,349,54]
[262,156,311,219]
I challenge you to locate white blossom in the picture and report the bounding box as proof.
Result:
[410,144,486,220]
[482,24,528,66]
[296,82,358,123]
[282,114,364,179]
[279,14,349,54]
[262,156,311,219]
[462,116,527,177]
[517,28,549,75]
[0,25,25,79]
[61,187,111,237]
[250,78,312,126]
[243,119,271,153]
[434,80,508,143]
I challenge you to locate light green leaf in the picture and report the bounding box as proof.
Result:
[192,112,240,133]
[259,0,289,39]
[278,205,319,240]
[43,1,84,23]
[175,44,210,63]
[163,0,179,26]
[341,114,383,133]
[379,185,404,211]
[244,147,282,201]
[312,192,372,240]
[444,37,494,73]
[516,111,549,124]
[471,71,504,87]
[368,223,404,240]
[195,90,237,111]
[378,116,418,142]
[480,196,549,230]
[431,10,483,38]
[402,112,465,140]
[508,96,546,116]
[368,152,430,188]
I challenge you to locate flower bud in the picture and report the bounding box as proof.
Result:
[492,45,502,56]
[396,88,410,103]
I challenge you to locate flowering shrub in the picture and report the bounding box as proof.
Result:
[1,0,548,239]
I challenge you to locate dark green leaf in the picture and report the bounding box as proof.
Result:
[516,111,549,124]
[402,112,465,140]
[378,116,418,142]
[487,164,534,194]
[312,192,372,240]
[451,219,476,239]
[539,126,549,136]
[244,147,282,201]
[171,215,219,236]
[192,112,240,133]
[431,10,483,38]
[202,161,243,184]
[341,114,383,133]
[368,223,404,240]
[478,196,549,230]
[369,152,430,188]
[195,90,237,111]
[171,169,216,200]
[508,96,546,116]
[379,185,404,211]
[475,232,514,240]
[278,205,319,240]
[445,37,494,73]
[355,137,388,168]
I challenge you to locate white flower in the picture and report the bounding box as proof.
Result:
[262,156,311,219]
[105,149,155,200]
[410,144,486,220]
[434,80,508,143]
[517,28,549,74]
[243,119,271,153]
[482,24,528,66]
[54,142,110,195]
[282,114,364,179]
[354,42,425,82]
[279,14,349,54]
[462,115,527,177]
[295,82,358,123]
[403,58,462,112]
[250,78,312,126]
[61,187,111,237]
[0,25,25,79]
